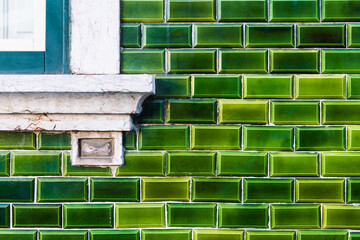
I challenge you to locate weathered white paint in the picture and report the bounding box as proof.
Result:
[70,0,120,74]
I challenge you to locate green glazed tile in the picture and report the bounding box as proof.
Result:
[121,24,141,48]
[322,50,360,73]
[0,132,35,149]
[219,50,268,74]
[270,153,319,177]
[168,203,216,227]
[271,204,321,229]
[191,125,241,150]
[217,152,267,177]
[121,0,164,22]
[296,127,346,151]
[156,75,191,99]
[0,205,9,228]
[295,179,345,203]
[144,24,192,48]
[243,126,294,151]
[117,152,165,176]
[347,179,360,203]
[168,0,215,22]
[195,24,242,48]
[121,50,165,74]
[298,231,348,240]
[271,101,320,125]
[297,24,345,47]
[247,231,295,240]
[39,231,88,240]
[244,179,293,203]
[349,24,360,47]
[322,0,360,21]
[0,231,36,240]
[192,178,241,202]
[91,178,140,202]
[321,152,360,177]
[12,151,61,176]
[351,233,360,240]
[168,50,216,73]
[270,50,320,73]
[348,75,360,98]
[90,230,140,240]
[115,203,165,228]
[243,75,293,99]
[219,204,268,228]
[38,133,71,150]
[167,100,217,123]
[124,131,136,150]
[142,230,191,240]
[245,25,294,47]
[323,102,360,125]
[167,152,216,176]
[135,100,164,124]
[64,204,113,228]
[323,204,360,229]
[194,229,244,240]
[295,75,346,99]
[139,126,190,150]
[219,0,267,22]
[0,179,33,203]
[64,153,112,176]
[38,178,87,202]
[270,0,319,21]
[193,75,241,98]
[13,204,61,228]
[142,178,190,201]
[219,100,269,124]
[0,152,9,177]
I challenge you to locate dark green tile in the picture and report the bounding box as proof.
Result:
[271,205,321,229]
[39,231,88,240]
[135,100,164,124]
[0,231,36,240]
[167,152,216,176]
[38,133,71,150]
[142,178,190,201]
[219,204,268,228]
[0,205,9,228]
[219,100,269,124]
[191,125,241,150]
[217,152,267,177]
[121,50,165,74]
[121,0,164,22]
[270,50,320,73]
[12,151,61,176]
[323,101,360,124]
[121,24,141,48]
[117,152,165,176]
[322,152,360,177]
[0,132,35,150]
[115,203,165,228]
[144,24,191,48]
[347,179,360,203]
[194,230,244,240]
[270,153,319,177]
[90,230,140,240]
[348,75,360,98]
[192,178,241,202]
[63,153,112,176]
[155,75,191,99]
[323,204,360,229]
[0,153,9,177]
[167,100,217,123]
[243,126,294,151]
[168,203,216,227]
[0,178,33,202]
[64,204,113,228]
[168,0,215,22]
[244,179,293,203]
[38,178,87,202]
[297,24,345,47]
[195,24,242,48]
[351,233,360,240]
[124,131,136,150]
[219,0,267,22]
[91,178,139,202]
[243,75,293,99]
[322,0,360,21]
[219,50,268,74]
[168,50,216,73]
[298,231,348,240]
[13,204,61,228]
[270,0,319,22]
[142,230,191,240]
[247,231,295,240]
[322,50,360,73]
[296,127,346,151]
[349,24,360,47]
[245,24,294,47]
[296,179,345,203]
[139,126,189,150]
[271,101,320,125]
[193,75,241,98]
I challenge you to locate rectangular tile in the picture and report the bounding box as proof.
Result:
[168,0,215,22]
[270,0,319,21]
[298,231,348,240]
[244,179,293,203]
[38,133,71,150]
[124,131,136,150]
[0,231,37,240]
[297,24,345,47]
[192,178,241,202]
[167,100,217,123]
[156,75,191,99]
[168,50,216,73]
[322,50,360,73]
[322,152,360,177]
[121,0,164,22]
[121,24,141,48]
[349,24,360,47]
[247,231,295,240]
[0,153,9,177]
[348,75,360,98]
[63,153,112,177]
[245,24,294,48]
[347,179,360,203]
[322,0,360,21]
[121,50,165,74]
[323,204,360,229]
[144,24,192,48]
[135,100,165,124]
[270,153,319,177]
[39,231,88,240]
[0,178,34,202]
[116,204,165,228]
[323,102,360,125]
[219,50,268,74]
[194,230,244,240]
[142,178,190,201]
[64,204,113,228]
[270,50,320,73]
[195,24,242,48]
[142,230,191,240]
[117,152,166,176]
[90,230,140,240]
[271,101,320,125]
[91,178,139,202]
[13,204,61,228]
[168,203,216,227]
[38,178,87,202]
[351,233,360,240]
[0,132,35,150]
[0,205,9,228]
[193,75,242,98]
[219,0,267,22]
[167,152,216,176]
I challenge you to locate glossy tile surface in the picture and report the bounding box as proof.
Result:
[121,50,165,74]
[270,0,319,22]
[193,75,242,98]
[142,230,191,240]
[245,25,294,47]
[142,178,190,201]
[38,133,71,150]
[194,229,244,240]
[167,203,216,227]
[195,24,242,48]
[348,24,360,47]
[121,24,142,48]
[144,24,192,48]
[271,101,320,125]
[219,0,267,22]
[13,205,61,228]
[156,75,191,99]
[297,25,345,47]
[323,102,360,125]
[167,152,216,176]
[39,231,88,240]
[348,75,360,99]
[270,50,320,73]
[244,179,293,203]
[168,50,216,73]
[91,178,140,202]
[135,100,165,124]
[167,100,217,123]
[192,178,241,202]
[219,50,268,74]
[247,231,295,240]
[0,178,34,202]
[322,0,360,21]
[38,178,87,202]
[323,205,360,229]
[297,231,348,240]
[347,179,360,203]
[117,152,166,176]
[322,50,360,73]
[321,152,360,177]
[121,0,164,22]
[270,153,319,177]
[168,0,215,22]
[90,230,140,240]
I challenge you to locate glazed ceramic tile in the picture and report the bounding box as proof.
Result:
[247,231,295,240]
[219,100,268,124]
[348,24,360,47]
[142,230,191,240]
[38,178,87,202]
[194,229,244,240]
[0,178,34,202]
[135,100,164,124]
[38,133,71,150]
[270,50,320,73]
[13,205,61,228]
[167,100,217,123]
[298,231,348,240]
[347,179,360,203]
[121,24,141,48]
[141,178,190,201]
[323,102,360,125]
[269,0,319,22]
[64,204,113,228]
[121,50,165,74]
[219,50,268,74]
[323,205,360,229]
[168,50,216,73]
[144,24,192,48]
[219,0,267,22]
[167,203,216,227]
[270,153,319,177]
[155,75,191,99]
[271,101,320,125]
[322,0,360,21]
[117,152,166,176]
[321,152,360,177]
[192,178,241,202]
[245,24,294,48]
[121,0,164,22]
[167,152,216,176]
[297,24,345,47]
[193,75,242,98]
[167,0,215,22]
[195,24,243,48]
[90,230,139,240]
[322,50,360,73]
